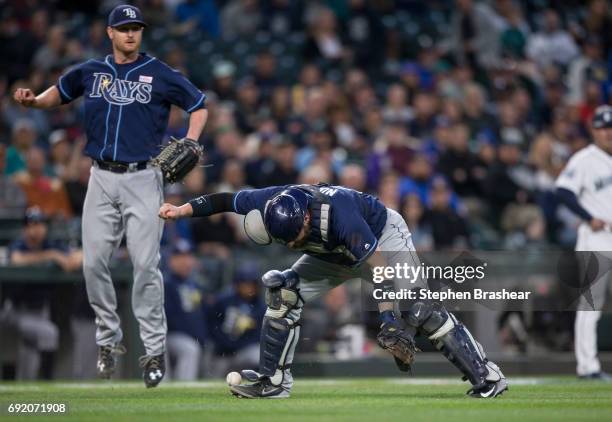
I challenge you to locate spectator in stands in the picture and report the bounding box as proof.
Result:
[409,91,439,140]
[483,139,535,229]
[2,207,81,379]
[0,143,27,218]
[401,193,434,251]
[461,83,497,139]
[298,163,333,185]
[253,51,279,102]
[221,0,262,39]
[581,0,612,58]
[32,25,66,72]
[438,123,486,199]
[566,36,607,106]
[339,163,367,193]
[343,0,383,70]
[4,119,37,176]
[377,172,401,211]
[254,136,299,188]
[212,61,237,104]
[47,130,74,180]
[175,0,220,38]
[164,239,207,380]
[449,0,508,70]
[208,263,266,377]
[234,78,261,135]
[526,9,579,69]
[14,147,72,219]
[382,84,413,126]
[399,153,436,204]
[303,6,347,68]
[0,10,38,83]
[424,177,470,249]
[260,0,304,36]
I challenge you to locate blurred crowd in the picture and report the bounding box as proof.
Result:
[2,0,612,378]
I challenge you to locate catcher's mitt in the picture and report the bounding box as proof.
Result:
[377,320,419,372]
[152,137,203,183]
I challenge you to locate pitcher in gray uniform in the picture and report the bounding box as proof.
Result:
[13,4,208,387]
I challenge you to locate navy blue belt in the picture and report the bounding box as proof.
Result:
[95,160,149,173]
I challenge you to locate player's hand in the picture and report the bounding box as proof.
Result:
[590,218,607,232]
[13,88,37,107]
[159,203,191,220]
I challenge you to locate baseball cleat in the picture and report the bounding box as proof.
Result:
[578,372,612,381]
[230,377,290,399]
[467,378,509,398]
[139,354,165,388]
[96,344,126,379]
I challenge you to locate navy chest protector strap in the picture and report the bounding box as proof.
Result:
[296,184,332,248]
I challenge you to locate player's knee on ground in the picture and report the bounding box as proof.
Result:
[260,269,302,386]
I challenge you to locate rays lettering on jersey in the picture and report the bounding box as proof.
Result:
[90,72,152,105]
[594,174,612,191]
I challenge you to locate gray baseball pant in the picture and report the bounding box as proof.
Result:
[82,164,166,356]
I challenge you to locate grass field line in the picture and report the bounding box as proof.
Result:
[0,377,554,392]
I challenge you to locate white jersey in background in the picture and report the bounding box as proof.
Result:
[556,143,612,377]
[556,144,612,251]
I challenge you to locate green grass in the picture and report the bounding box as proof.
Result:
[1,378,612,422]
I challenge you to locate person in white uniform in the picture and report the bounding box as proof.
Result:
[556,104,612,380]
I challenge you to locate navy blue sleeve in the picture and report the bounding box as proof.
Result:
[57,63,86,104]
[334,209,378,267]
[232,186,288,215]
[162,65,206,113]
[556,187,593,222]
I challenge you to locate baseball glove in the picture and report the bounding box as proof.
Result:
[152,137,203,183]
[376,320,419,372]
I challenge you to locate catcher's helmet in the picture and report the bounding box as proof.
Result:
[592,105,612,129]
[264,188,311,244]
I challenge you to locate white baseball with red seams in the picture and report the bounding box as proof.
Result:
[226,372,242,386]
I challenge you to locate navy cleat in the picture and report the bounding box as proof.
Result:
[467,377,509,398]
[139,354,165,388]
[230,376,290,399]
[96,344,126,379]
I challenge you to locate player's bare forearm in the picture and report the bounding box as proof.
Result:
[160,192,235,220]
[159,203,193,220]
[185,108,207,141]
[13,86,62,109]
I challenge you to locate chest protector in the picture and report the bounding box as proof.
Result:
[295,184,333,250]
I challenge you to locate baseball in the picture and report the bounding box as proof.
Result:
[226,371,242,386]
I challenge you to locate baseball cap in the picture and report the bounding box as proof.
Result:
[171,238,193,255]
[213,61,236,79]
[49,129,67,146]
[108,4,147,28]
[24,207,48,225]
[592,105,612,129]
[234,261,260,284]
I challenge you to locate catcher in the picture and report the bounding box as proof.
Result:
[159,183,507,398]
[14,4,206,388]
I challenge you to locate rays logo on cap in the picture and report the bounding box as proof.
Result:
[123,7,137,18]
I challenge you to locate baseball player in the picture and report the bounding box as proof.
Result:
[556,105,612,381]
[159,183,507,398]
[13,4,208,387]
